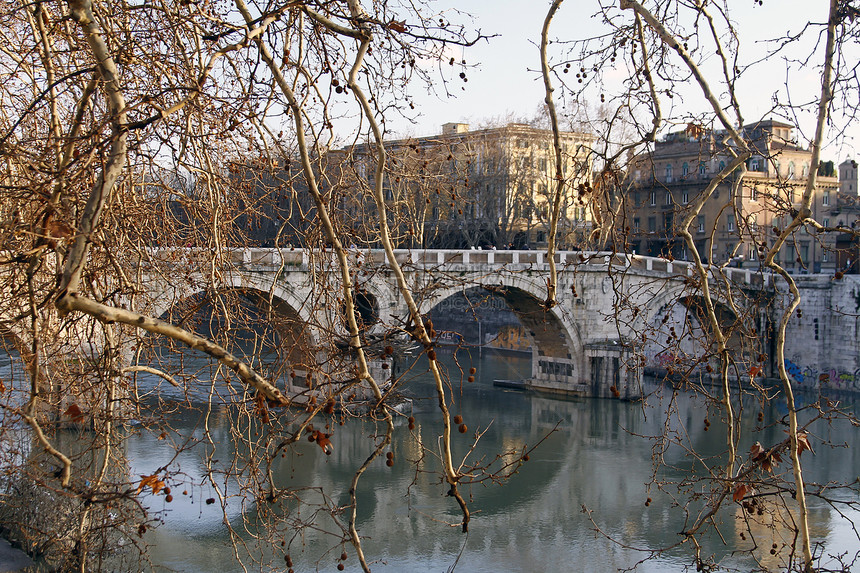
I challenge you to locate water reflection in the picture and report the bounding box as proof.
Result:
[123,349,860,572]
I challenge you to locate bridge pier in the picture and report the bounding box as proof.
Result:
[583,342,640,400]
[528,342,640,400]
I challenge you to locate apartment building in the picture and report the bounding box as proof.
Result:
[625,120,839,273]
[340,122,595,249]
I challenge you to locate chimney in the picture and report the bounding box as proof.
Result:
[442,122,469,135]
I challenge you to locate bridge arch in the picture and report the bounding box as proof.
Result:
[419,274,588,394]
[344,276,399,338]
[146,272,322,379]
[149,271,320,348]
[636,282,765,378]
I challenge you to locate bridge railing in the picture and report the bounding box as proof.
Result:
[144,247,771,287]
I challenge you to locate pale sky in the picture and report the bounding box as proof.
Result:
[383,1,857,164]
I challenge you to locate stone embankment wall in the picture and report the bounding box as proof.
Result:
[782,274,860,392]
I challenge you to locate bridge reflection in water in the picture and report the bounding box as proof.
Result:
[123,349,859,573]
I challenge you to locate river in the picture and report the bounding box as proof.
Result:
[1,346,858,572]
[118,348,858,573]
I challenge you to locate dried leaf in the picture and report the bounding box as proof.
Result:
[137,474,158,494]
[685,122,704,138]
[387,20,407,33]
[796,432,814,456]
[63,403,85,424]
[733,483,748,503]
[45,218,72,239]
[749,441,765,461]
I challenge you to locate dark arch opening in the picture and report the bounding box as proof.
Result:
[646,294,761,380]
[151,288,316,387]
[428,288,529,352]
[353,290,379,329]
[427,286,575,361]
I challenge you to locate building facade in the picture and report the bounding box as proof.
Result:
[625,120,840,273]
[340,122,595,249]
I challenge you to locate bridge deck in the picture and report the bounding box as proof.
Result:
[194,247,772,288]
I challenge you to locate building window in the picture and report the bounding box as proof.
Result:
[650,191,656,206]
[750,157,761,171]
[697,215,705,233]
[823,191,830,206]
[699,162,706,177]
[633,191,641,206]
[648,216,656,233]
[751,187,758,201]
[539,158,547,171]
[802,162,809,177]
[801,243,809,262]
[633,217,640,232]
[682,190,689,204]
[823,250,829,263]
[719,160,726,172]
[823,218,830,228]
[749,244,757,261]
[665,164,673,183]
[727,214,735,232]
[665,191,672,205]
[788,162,796,179]
[682,162,689,177]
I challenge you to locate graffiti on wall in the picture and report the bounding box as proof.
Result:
[486,325,531,352]
[783,359,860,390]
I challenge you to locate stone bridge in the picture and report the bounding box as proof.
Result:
[139,248,778,399]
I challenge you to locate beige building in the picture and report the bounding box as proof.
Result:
[340,122,595,249]
[625,120,839,273]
